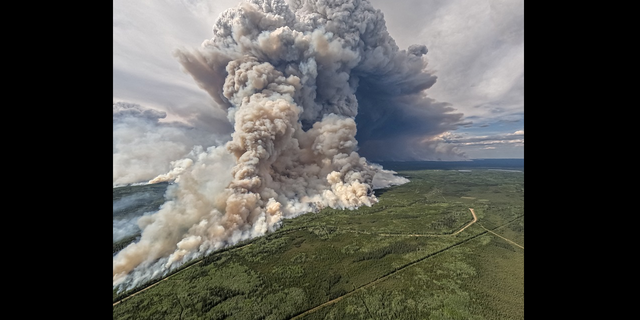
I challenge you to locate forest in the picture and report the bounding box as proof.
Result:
[113,168,524,320]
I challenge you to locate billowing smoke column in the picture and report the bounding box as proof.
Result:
[113,0,462,290]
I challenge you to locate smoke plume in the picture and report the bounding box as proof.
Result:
[113,0,462,289]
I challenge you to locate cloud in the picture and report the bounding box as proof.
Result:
[113,0,467,290]
[113,0,524,159]
[174,0,467,161]
[113,0,241,114]
[113,102,230,186]
[112,0,524,289]
[368,0,524,124]
[439,130,524,147]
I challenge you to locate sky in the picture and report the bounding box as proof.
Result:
[113,0,523,161]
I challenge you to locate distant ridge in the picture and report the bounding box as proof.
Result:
[375,159,524,172]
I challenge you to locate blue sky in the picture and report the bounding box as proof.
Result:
[113,0,523,160]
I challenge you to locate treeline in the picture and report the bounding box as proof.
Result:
[200,238,255,266]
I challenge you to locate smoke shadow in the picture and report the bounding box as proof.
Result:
[373,187,392,197]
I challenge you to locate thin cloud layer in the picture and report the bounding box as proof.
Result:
[440,130,524,147]
[436,129,523,158]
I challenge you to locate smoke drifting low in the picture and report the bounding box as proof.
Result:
[113,0,462,290]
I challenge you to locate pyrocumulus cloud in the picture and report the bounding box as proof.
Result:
[113,0,462,290]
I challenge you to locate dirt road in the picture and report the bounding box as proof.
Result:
[481,225,524,249]
[452,208,478,236]
[290,208,480,319]
[376,207,478,237]
[289,210,524,319]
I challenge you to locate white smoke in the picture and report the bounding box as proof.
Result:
[113,102,229,186]
[114,0,461,290]
[370,163,409,189]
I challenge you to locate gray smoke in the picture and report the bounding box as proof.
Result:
[407,44,428,57]
[113,0,462,290]
[113,218,143,244]
[113,190,167,243]
[113,192,156,214]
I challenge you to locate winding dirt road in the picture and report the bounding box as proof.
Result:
[289,209,528,319]
[375,207,478,237]
[452,208,477,236]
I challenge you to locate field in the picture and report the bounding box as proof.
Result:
[113,167,524,319]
